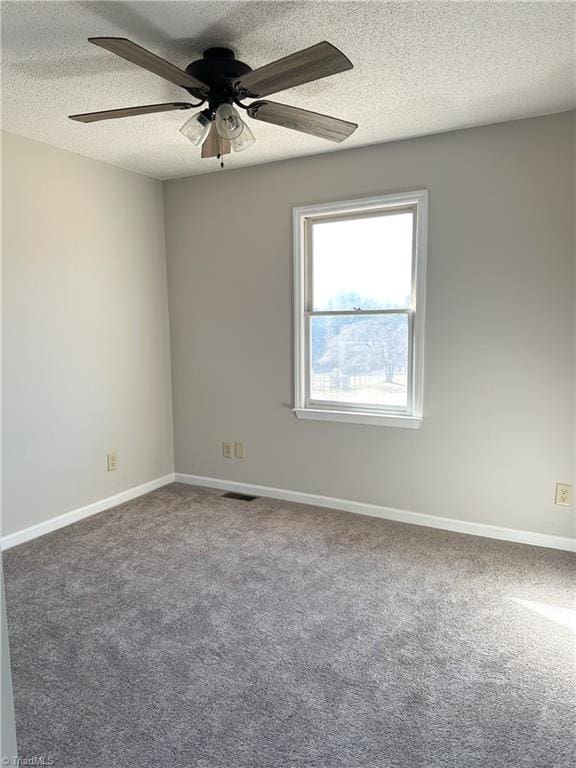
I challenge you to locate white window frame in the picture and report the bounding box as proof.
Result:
[292,190,428,428]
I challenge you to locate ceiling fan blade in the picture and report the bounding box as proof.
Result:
[69,102,194,123]
[89,37,207,93]
[235,41,352,99]
[247,101,357,143]
[201,123,231,158]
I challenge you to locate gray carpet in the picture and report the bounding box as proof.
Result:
[3,483,575,768]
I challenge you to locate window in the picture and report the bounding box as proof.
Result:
[293,191,427,427]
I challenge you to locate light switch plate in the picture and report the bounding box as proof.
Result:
[234,442,245,459]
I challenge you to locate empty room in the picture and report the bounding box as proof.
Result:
[1,1,574,766]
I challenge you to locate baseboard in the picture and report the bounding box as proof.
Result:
[1,474,176,550]
[175,473,575,553]
[3,471,572,553]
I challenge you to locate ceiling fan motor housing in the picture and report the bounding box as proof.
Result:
[185,48,252,110]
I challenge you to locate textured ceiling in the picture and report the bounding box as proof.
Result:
[1,1,574,179]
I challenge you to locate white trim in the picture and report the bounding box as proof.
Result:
[411,190,427,419]
[1,474,176,550]
[292,408,422,428]
[4,471,572,554]
[175,473,575,553]
[292,190,428,426]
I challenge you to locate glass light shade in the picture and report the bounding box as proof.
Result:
[179,111,211,147]
[215,103,244,139]
[231,120,256,152]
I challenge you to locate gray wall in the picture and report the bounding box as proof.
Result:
[2,132,174,537]
[164,112,575,539]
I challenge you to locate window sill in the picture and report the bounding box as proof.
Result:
[292,408,422,429]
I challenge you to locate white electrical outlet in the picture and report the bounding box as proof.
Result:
[234,442,245,459]
[222,442,234,459]
[107,450,118,472]
[555,483,572,506]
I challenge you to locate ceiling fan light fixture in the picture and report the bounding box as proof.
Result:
[231,120,256,152]
[215,103,244,140]
[70,39,358,164]
[179,110,211,147]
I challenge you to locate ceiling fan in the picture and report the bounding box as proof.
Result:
[69,38,358,165]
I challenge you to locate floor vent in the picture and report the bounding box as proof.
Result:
[222,491,258,502]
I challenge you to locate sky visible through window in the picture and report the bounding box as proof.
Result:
[311,211,413,310]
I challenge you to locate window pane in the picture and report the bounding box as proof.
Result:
[310,314,408,408]
[311,211,413,311]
